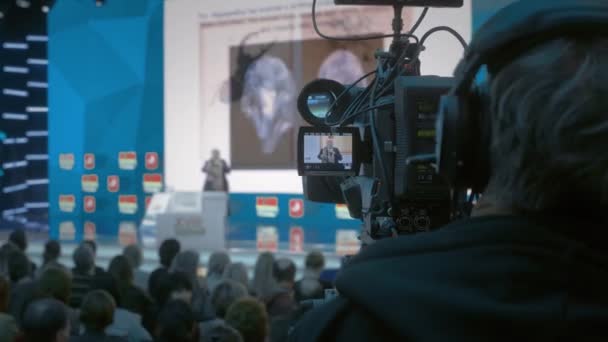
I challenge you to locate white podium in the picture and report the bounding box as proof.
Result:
[140,191,227,251]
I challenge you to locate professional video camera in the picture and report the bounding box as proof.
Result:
[297,0,469,244]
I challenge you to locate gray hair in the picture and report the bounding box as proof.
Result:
[487,37,608,215]
[208,251,231,276]
[222,262,249,290]
[170,250,200,283]
[73,244,94,273]
[250,252,276,300]
[123,244,142,269]
[210,279,248,319]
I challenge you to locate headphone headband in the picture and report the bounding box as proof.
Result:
[436,0,608,192]
[454,0,608,93]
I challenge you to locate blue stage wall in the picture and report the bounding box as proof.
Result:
[48,0,164,243]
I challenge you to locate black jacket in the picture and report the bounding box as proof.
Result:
[289,215,608,341]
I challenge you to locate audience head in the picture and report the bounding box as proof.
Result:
[156,299,198,342]
[8,228,27,252]
[0,242,19,276]
[305,250,325,272]
[159,238,181,268]
[38,267,71,304]
[123,244,143,269]
[486,37,608,217]
[21,298,69,342]
[72,244,94,274]
[225,298,268,342]
[211,280,248,319]
[82,240,97,257]
[222,262,249,289]
[90,273,122,307]
[170,250,200,283]
[0,275,9,312]
[108,255,134,285]
[169,271,194,305]
[251,252,276,299]
[201,323,243,342]
[208,251,231,276]
[42,240,61,265]
[8,250,31,283]
[80,290,115,333]
[273,258,296,286]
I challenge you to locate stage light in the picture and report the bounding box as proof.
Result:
[16,0,31,9]
[95,0,105,7]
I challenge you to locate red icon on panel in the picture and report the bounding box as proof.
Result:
[289,199,304,218]
[84,153,95,170]
[84,196,96,213]
[145,152,159,170]
[289,227,304,253]
[107,175,119,193]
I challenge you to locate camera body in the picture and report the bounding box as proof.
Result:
[297,0,465,241]
[298,76,453,234]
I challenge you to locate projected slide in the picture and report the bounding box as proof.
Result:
[228,38,381,169]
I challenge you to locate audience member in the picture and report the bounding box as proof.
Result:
[9,229,36,274]
[294,251,325,302]
[157,271,194,307]
[73,290,127,342]
[171,250,214,321]
[148,239,180,303]
[225,298,268,342]
[21,298,69,342]
[210,280,248,319]
[90,274,152,342]
[0,276,18,342]
[206,251,231,295]
[7,249,31,285]
[222,262,249,291]
[265,258,297,318]
[82,240,105,276]
[200,280,247,342]
[37,267,80,336]
[200,322,243,342]
[107,255,152,320]
[37,267,71,304]
[156,299,199,342]
[37,240,68,278]
[122,245,148,290]
[0,243,19,277]
[7,250,36,324]
[8,229,27,252]
[69,244,95,308]
[250,252,276,300]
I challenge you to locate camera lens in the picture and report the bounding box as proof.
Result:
[307,92,335,118]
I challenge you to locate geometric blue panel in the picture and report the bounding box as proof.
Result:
[48,0,163,242]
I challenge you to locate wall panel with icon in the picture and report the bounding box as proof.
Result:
[48,0,164,243]
[228,193,361,255]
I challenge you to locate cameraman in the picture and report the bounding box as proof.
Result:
[290,9,608,342]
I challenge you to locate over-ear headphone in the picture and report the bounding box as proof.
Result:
[435,0,608,193]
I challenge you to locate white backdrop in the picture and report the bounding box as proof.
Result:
[164,0,472,193]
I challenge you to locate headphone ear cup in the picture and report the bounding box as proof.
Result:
[436,91,488,191]
[436,93,477,190]
[469,86,492,193]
